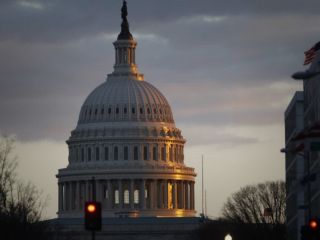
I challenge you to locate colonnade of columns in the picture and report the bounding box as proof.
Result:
[58,179,195,214]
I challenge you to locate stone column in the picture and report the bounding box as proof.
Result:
[178,180,183,209]
[130,179,134,209]
[158,180,163,208]
[190,181,195,210]
[172,180,177,209]
[85,180,90,201]
[96,180,101,202]
[107,180,112,209]
[181,181,185,209]
[66,182,71,211]
[164,180,168,209]
[75,181,80,210]
[152,179,158,209]
[185,181,189,210]
[149,180,154,209]
[140,179,146,209]
[118,179,123,209]
[70,182,75,210]
[58,183,63,212]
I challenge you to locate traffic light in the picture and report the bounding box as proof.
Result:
[301,218,320,240]
[84,201,102,231]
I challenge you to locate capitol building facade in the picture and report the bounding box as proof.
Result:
[56,1,196,219]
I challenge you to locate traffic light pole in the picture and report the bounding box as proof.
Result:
[91,177,96,240]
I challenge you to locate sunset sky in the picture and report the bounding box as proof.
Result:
[1,0,318,218]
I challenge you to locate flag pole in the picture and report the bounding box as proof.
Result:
[201,155,204,217]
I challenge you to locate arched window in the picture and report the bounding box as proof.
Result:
[114,146,118,160]
[88,147,92,161]
[143,146,148,160]
[114,190,119,204]
[96,147,100,161]
[134,146,138,160]
[104,147,109,160]
[161,145,166,161]
[124,146,128,160]
[153,146,157,161]
[103,187,109,199]
[134,190,139,204]
[81,148,84,162]
[124,190,129,204]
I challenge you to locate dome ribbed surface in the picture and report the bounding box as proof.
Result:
[78,78,174,124]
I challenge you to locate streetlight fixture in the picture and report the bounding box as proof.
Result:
[224,233,232,240]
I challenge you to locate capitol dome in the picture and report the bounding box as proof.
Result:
[57,1,196,218]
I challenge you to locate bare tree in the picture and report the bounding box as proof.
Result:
[0,136,17,212]
[221,180,286,224]
[0,135,49,239]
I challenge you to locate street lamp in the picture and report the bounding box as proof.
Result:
[224,233,232,240]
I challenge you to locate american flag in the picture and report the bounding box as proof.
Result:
[304,41,320,65]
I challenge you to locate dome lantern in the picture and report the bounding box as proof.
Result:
[111,0,143,80]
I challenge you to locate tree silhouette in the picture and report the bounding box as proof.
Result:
[0,135,49,239]
[222,180,286,225]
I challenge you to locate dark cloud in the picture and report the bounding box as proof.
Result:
[1,0,320,43]
[0,0,315,140]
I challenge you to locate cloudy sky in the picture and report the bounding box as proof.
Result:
[1,0,318,218]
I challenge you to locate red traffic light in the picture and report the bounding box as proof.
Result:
[87,204,96,213]
[309,218,319,230]
[84,201,102,231]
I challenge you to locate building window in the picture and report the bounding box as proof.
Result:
[153,146,157,161]
[153,108,157,114]
[161,145,166,161]
[132,107,135,114]
[147,108,150,114]
[124,146,128,160]
[101,108,104,115]
[96,147,100,161]
[140,108,143,114]
[124,107,127,114]
[143,146,148,160]
[134,190,139,204]
[95,109,98,115]
[104,187,109,199]
[115,190,119,204]
[87,147,92,161]
[114,146,118,160]
[124,190,129,204]
[104,147,109,160]
[116,108,119,114]
[108,108,112,114]
[169,147,173,161]
[134,146,138,160]
[81,148,85,162]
